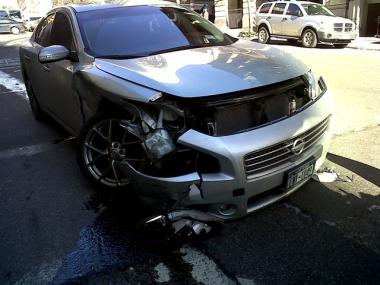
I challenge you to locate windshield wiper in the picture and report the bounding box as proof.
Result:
[147,43,223,56]
[96,54,149,59]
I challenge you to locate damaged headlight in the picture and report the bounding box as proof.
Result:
[305,70,327,101]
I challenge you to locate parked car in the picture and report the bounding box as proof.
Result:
[256,0,357,48]
[24,16,42,31]
[0,18,26,34]
[20,2,332,225]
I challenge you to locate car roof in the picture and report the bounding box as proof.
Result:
[262,1,322,5]
[68,0,178,13]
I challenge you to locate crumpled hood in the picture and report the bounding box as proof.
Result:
[95,40,309,98]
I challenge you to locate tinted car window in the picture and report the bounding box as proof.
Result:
[259,3,272,14]
[35,14,55,47]
[271,3,286,15]
[302,4,334,16]
[0,10,8,18]
[77,6,236,58]
[286,4,303,17]
[50,12,75,50]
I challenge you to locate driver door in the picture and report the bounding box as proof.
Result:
[41,12,82,134]
[282,3,304,37]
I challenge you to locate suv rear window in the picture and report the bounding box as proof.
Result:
[271,3,286,15]
[259,3,272,14]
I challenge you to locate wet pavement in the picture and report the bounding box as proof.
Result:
[1,33,380,284]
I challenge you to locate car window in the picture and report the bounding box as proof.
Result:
[301,4,334,16]
[0,10,8,18]
[49,12,75,50]
[77,6,237,58]
[259,3,272,14]
[35,14,55,47]
[286,4,303,17]
[271,3,286,15]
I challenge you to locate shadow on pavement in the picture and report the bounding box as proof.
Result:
[327,152,380,187]
[252,38,337,49]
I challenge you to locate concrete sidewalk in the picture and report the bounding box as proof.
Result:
[348,37,380,51]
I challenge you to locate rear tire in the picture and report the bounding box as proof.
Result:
[11,27,20,35]
[301,29,318,48]
[333,43,348,49]
[258,26,270,44]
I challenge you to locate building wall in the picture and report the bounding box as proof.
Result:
[215,0,255,30]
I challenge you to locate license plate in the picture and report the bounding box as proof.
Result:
[286,160,315,189]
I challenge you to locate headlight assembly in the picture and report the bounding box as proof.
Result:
[305,70,327,100]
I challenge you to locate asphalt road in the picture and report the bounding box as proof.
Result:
[0,33,379,284]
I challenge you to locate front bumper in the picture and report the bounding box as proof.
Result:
[120,90,333,220]
[317,30,357,43]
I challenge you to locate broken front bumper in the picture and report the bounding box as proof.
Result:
[120,90,333,221]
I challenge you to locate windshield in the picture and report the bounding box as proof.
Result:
[77,6,236,59]
[301,4,335,16]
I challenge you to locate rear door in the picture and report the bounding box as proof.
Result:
[282,3,304,36]
[24,14,55,110]
[270,2,287,35]
[0,19,11,32]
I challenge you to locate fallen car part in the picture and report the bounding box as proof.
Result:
[142,209,222,240]
[312,167,353,183]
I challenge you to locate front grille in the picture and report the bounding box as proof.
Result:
[244,117,330,177]
[345,23,353,32]
[334,23,343,32]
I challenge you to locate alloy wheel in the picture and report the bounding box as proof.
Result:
[258,27,269,44]
[83,118,146,187]
[11,27,20,35]
[302,29,317,48]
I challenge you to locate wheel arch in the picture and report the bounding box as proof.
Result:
[258,21,272,34]
[301,25,319,41]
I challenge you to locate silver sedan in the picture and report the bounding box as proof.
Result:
[19,2,332,227]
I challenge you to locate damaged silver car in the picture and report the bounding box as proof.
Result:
[19,1,333,225]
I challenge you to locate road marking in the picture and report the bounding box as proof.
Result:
[0,57,20,69]
[180,246,235,284]
[0,143,56,161]
[154,262,171,283]
[0,69,27,100]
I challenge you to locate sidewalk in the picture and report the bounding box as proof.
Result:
[348,37,380,51]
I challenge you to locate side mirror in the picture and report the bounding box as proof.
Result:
[39,45,70,63]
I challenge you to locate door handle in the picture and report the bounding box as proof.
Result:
[23,55,30,60]
[282,17,288,21]
[42,64,50,72]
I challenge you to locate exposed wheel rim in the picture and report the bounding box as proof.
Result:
[303,31,314,47]
[258,28,268,43]
[83,118,146,187]
[11,27,20,34]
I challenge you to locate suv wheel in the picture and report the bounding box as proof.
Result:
[258,26,270,44]
[11,27,20,35]
[301,29,317,48]
[77,113,146,190]
[333,43,348,49]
